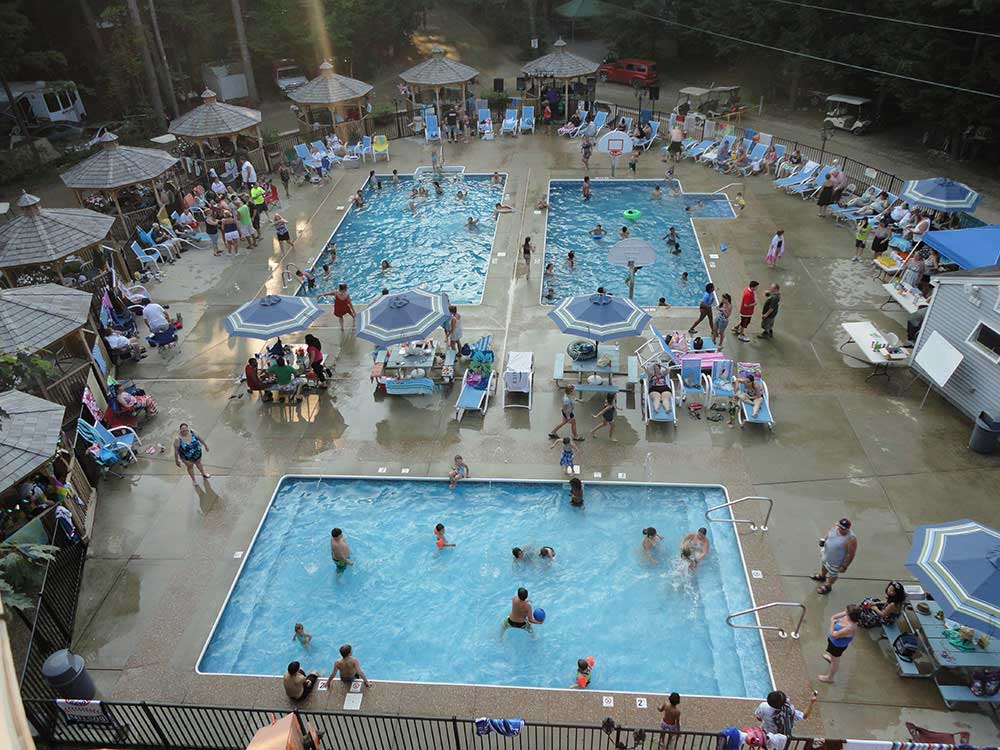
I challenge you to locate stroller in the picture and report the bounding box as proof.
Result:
[146,325,179,352]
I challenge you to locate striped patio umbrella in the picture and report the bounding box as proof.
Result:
[224,295,323,339]
[905,519,1000,632]
[356,288,450,346]
[899,177,981,213]
[548,292,650,342]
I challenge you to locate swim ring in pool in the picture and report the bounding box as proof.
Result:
[624,209,641,220]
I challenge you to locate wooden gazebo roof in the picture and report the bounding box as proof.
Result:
[522,38,600,79]
[288,63,373,106]
[400,47,478,87]
[0,284,94,355]
[59,133,179,191]
[0,193,114,269]
[168,89,262,139]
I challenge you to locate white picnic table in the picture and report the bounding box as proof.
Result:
[840,321,909,380]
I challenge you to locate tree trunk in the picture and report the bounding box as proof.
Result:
[124,0,166,123]
[230,0,259,103]
[526,0,537,43]
[787,61,801,111]
[78,0,106,59]
[147,0,179,118]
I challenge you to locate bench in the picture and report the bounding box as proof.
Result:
[553,353,566,381]
[627,356,639,386]
[937,683,1000,708]
[573,383,619,397]
[881,621,923,678]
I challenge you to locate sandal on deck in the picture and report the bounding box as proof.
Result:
[816,584,832,594]
[810,574,827,582]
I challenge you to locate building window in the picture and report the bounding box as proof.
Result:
[967,321,1000,363]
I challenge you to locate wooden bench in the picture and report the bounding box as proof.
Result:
[937,683,1000,708]
[881,621,923,678]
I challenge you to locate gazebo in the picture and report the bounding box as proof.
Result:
[0,284,111,410]
[0,193,116,287]
[288,62,373,143]
[168,89,265,180]
[399,46,479,120]
[522,38,600,121]
[60,133,179,242]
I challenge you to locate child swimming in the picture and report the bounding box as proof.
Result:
[572,657,595,688]
[292,623,312,648]
[434,523,455,549]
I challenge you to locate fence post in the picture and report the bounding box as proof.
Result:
[450,715,462,749]
[140,701,171,748]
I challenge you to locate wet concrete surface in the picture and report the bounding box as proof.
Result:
[71,132,1000,742]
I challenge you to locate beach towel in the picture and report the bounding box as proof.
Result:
[474,718,523,737]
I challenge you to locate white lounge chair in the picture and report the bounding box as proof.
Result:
[478,109,494,140]
[501,351,533,409]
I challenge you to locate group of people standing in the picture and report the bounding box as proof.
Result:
[689,279,781,346]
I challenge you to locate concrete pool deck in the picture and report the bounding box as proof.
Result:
[72,132,1000,742]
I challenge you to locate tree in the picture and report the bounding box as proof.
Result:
[0,541,59,612]
[124,0,166,122]
[147,0,180,118]
[0,351,55,422]
[230,0,259,102]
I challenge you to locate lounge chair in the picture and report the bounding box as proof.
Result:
[774,160,818,189]
[455,335,496,420]
[425,114,442,141]
[137,226,178,260]
[697,135,734,164]
[385,377,437,396]
[519,105,535,134]
[674,358,711,404]
[477,109,493,140]
[682,139,715,160]
[355,135,373,161]
[158,222,204,251]
[634,324,680,369]
[634,120,661,150]
[310,141,328,156]
[76,417,141,463]
[293,143,323,175]
[708,359,737,406]
[640,370,678,426]
[738,142,768,176]
[786,165,832,197]
[130,241,163,279]
[558,110,586,136]
[619,116,633,133]
[581,110,608,139]
[501,108,518,136]
[736,363,774,430]
[372,135,390,162]
[501,351,533,409]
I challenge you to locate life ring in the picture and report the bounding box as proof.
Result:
[567,340,597,361]
[624,209,641,220]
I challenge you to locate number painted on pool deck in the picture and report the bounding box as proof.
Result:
[636,698,648,708]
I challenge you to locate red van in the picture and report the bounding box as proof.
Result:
[597,58,658,89]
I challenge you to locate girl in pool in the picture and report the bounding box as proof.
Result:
[173,423,210,486]
[292,623,313,648]
[567,250,576,269]
[569,477,584,506]
[642,526,664,563]
[589,393,618,441]
[448,456,468,489]
[318,284,356,331]
[552,436,580,476]
[582,176,591,201]
[544,262,555,277]
[379,259,392,271]
[619,226,630,239]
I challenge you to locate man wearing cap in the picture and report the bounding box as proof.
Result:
[812,519,857,594]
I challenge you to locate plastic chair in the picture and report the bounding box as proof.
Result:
[372,135,390,162]
[130,242,163,278]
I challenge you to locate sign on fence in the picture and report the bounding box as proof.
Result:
[864,167,878,180]
[56,699,119,730]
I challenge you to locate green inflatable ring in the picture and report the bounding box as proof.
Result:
[624,209,642,220]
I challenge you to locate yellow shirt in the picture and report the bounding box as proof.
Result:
[250,186,265,206]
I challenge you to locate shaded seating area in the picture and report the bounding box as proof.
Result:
[522,38,600,122]
[169,89,266,183]
[288,63,373,149]
[399,46,479,123]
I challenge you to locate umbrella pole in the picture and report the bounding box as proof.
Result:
[627,261,635,300]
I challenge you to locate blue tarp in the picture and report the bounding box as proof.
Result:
[922,225,1000,269]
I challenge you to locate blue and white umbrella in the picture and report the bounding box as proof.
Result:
[905,519,1000,632]
[548,292,651,342]
[900,177,981,213]
[356,288,450,346]
[224,294,323,339]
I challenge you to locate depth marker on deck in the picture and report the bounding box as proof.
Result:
[377,467,387,473]
[233,551,243,559]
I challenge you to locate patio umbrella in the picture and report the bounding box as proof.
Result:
[554,0,602,41]
[899,177,981,213]
[548,292,651,343]
[224,295,323,339]
[608,239,657,300]
[356,288,450,346]
[905,519,1000,632]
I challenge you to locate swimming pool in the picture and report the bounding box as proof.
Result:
[543,180,734,307]
[298,173,505,305]
[198,477,772,698]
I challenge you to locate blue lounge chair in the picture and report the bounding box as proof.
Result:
[455,336,495,420]
[77,418,141,463]
[682,139,714,160]
[425,115,442,141]
[501,108,518,136]
[635,120,661,150]
[640,369,678,426]
[519,105,535,134]
[385,377,438,396]
[582,110,609,139]
[737,142,769,176]
[708,359,737,405]
[310,141,328,156]
[293,143,322,173]
[737,376,774,430]
[130,241,163,278]
[786,165,832,197]
[697,135,735,164]
[773,160,818,189]
[354,135,373,161]
[674,358,710,404]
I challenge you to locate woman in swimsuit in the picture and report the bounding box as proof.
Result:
[522,237,533,270]
[736,373,764,417]
[318,284,356,331]
[647,363,673,414]
[222,212,240,256]
[173,423,210,485]
[589,393,618,441]
[819,605,861,683]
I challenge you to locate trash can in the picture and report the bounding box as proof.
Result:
[42,649,96,700]
[969,411,1000,454]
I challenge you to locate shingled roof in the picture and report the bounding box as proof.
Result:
[400,47,479,87]
[288,63,373,106]
[168,89,262,139]
[522,38,600,79]
[60,133,179,190]
[0,284,94,354]
[0,389,66,493]
[0,193,114,269]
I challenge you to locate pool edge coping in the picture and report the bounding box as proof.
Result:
[194,474,776,700]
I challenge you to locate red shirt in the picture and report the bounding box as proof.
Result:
[740,287,757,316]
[245,364,263,391]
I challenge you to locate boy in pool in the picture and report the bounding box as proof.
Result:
[589,223,606,237]
[662,227,678,247]
[651,185,662,200]
[467,216,479,230]
[572,657,594,688]
[391,169,399,185]
[539,546,555,559]
[330,528,354,572]
[567,250,576,269]
[569,477,584,506]
[434,523,455,549]
[322,263,332,280]
[680,271,688,284]
[295,269,316,290]
[449,455,469,488]
[292,623,313,648]
[582,176,591,201]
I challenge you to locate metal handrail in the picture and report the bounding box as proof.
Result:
[712,182,744,194]
[281,262,300,289]
[727,602,806,639]
[705,495,772,531]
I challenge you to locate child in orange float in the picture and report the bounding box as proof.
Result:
[434,523,455,549]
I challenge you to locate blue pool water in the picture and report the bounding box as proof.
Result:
[543,180,734,307]
[299,173,505,305]
[199,478,772,697]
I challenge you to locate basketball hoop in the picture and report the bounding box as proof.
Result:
[609,148,622,158]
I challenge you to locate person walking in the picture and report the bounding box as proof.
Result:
[818,605,861,683]
[715,292,733,348]
[757,284,780,339]
[278,164,291,198]
[688,283,716,338]
[812,518,857,594]
[549,384,582,440]
[755,690,817,735]
[173,423,210,485]
[733,281,759,342]
[764,229,785,268]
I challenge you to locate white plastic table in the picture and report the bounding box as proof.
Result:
[840,321,909,380]
[880,282,929,315]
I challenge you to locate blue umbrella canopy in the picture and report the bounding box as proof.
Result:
[356,288,450,346]
[224,295,323,339]
[900,177,981,213]
[905,519,1000,632]
[548,292,651,341]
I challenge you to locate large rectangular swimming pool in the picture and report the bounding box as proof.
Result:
[198,477,772,698]
[543,179,733,307]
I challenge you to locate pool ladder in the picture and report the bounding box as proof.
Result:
[713,182,744,194]
[281,262,300,289]
[705,495,772,531]
[726,602,806,639]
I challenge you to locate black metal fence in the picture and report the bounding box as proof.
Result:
[16,525,89,701]
[22,699,817,750]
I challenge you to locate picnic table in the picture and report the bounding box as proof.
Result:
[839,321,909,380]
[370,343,456,394]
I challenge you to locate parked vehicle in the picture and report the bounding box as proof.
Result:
[823,95,874,135]
[597,58,658,89]
[0,80,87,125]
[273,60,308,93]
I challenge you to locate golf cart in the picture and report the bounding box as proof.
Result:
[823,95,874,135]
[672,85,742,126]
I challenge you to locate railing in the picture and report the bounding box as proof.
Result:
[21,699,820,750]
[726,602,806,639]
[712,182,744,194]
[111,206,160,243]
[705,495,772,531]
[42,361,92,421]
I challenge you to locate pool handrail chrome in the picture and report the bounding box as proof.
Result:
[705,495,772,531]
[282,262,300,289]
[726,602,806,639]
[712,182,744,194]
